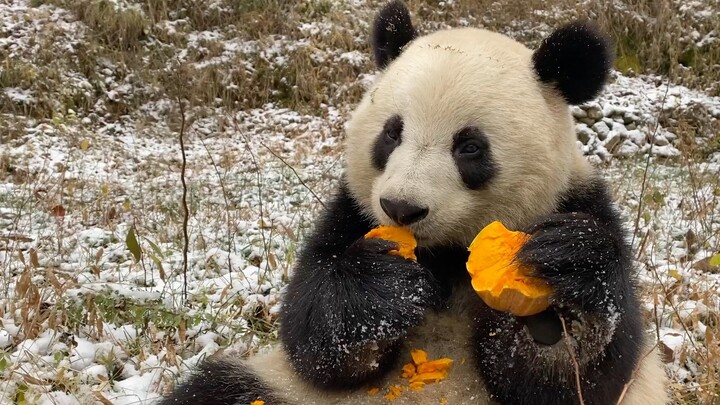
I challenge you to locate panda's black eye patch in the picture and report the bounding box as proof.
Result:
[453,127,497,190]
[372,115,403,171]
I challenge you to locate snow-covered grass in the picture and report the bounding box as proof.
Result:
[0,0,718,404]
[610,158,720,403]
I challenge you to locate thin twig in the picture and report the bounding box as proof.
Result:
[559,315,585,405]
[236,130,270,288]
[177,98,190,305]
[615,342,659,404]
[197,135,236,282]
[650,267,703,357]
[631,83,670,252]
[255,139,327,210]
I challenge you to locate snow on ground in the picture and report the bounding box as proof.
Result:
[1,101,343,402]
[0,0,718,403]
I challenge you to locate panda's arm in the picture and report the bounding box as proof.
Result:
[473,177,645,405]
[278,183,441,389]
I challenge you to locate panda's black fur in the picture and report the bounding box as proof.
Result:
[157,358,285,405]
[532,21,614,105]
[372,0,417,70]
[160,2,666,405]
[278,182,443,390]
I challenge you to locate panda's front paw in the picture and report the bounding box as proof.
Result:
[517,213,629,311]
[280,237,441,388]
[340,237,442,317]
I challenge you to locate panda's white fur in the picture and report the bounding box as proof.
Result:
[161,3,670,405]
[346,27,591,248]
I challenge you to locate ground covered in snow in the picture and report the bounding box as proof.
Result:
[1,0,718,404]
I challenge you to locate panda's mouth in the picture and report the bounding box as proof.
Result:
[378,218,432,246]
[407,220,475,249]
[372,199,449,247]
[402,223,436,247]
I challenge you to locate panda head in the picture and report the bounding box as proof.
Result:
[345,1,613,248]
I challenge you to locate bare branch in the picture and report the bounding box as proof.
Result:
[255,139,327,210]
[631,83,670,252]
[197,135,236,279]
[559,315,585,405]
[177,98,190,305]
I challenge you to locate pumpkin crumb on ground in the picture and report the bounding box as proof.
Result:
[410,349,427,365]
[364,226,417,260]
[416,358,453,374]
[401,363,416,378]
[409,381,425,391]
[384,385,405,400]
[409,371,448,384]
[466,221,552,316]
[376,349,453,401]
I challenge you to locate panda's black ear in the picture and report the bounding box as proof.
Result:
[372,1,417,69]
[532,21,613,105]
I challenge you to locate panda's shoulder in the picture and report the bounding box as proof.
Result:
[558,174,621,224]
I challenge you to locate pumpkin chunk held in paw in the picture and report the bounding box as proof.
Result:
[466,221,552,316]
[364,226,417,260]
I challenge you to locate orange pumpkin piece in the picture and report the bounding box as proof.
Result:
[364,226,417,260]
[416,358,453,374]
[404,349,453,387]
[466,221,552,317]
[409,371,448,384]
[250,401,264,405]
[384,385,404,400]
[375,349,453,399]
[368,388,380,395]
[409,381,425,391]
[410,349,428,365]
[401,363,416,378]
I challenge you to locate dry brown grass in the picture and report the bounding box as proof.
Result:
[62,0,149,51]
[661,106,720,160]
[589,0,720,96]
[12,0,716,119]
[613,149,720,404]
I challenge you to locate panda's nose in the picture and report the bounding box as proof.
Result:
[379,198,429,226]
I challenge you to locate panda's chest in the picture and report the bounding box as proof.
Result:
[406,283,478,359]
[396,296,492,404]
[416,245,472,301]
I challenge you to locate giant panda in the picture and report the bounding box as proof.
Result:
[160,2,669,404]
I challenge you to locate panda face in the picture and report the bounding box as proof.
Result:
[345,27,591,247]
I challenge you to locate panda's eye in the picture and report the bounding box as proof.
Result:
[460,143,480,154]
[386,129,400,142]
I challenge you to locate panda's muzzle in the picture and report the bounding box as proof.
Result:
[379,198,429,226]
